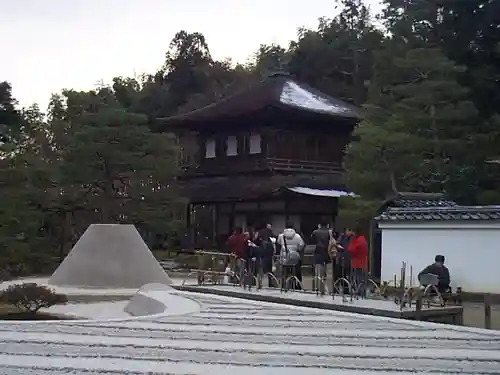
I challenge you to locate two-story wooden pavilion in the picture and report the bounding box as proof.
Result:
[158,73,362,247]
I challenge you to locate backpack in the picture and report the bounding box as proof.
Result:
[327,230,338,258]
[281,235,301,266]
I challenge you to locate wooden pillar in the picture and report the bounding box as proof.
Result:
[186,202,192,228]
[415,295,423,321]
[284,195,290,222]
[229,202,235,232]
[212,203,218,248]
[485,294,492,329]
[186,203,195,250]
[369,219,374,277]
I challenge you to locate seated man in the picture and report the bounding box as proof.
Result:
[418,255,451,294]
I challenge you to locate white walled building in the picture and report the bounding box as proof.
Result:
[376,198,500,294]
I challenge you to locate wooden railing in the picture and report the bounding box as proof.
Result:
[180,158,268,178]
[180,157,342,177]
[266,158,342,174]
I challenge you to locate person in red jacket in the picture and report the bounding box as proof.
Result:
[225,227,247,284]
[347,226,369,296]
[226,226,246,259]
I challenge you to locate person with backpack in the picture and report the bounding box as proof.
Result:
[335,228,353,294]
[277,222,304,291]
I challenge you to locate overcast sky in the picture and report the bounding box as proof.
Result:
[1,0,382,109]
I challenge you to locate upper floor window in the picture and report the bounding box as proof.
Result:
[227,135,238,156]
[249,133,262,154]
[205,138,216,158]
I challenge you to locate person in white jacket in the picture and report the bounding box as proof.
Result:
[277,223,305,290]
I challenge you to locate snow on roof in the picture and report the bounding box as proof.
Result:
[159,76,362,128]
[288,186,355,197]
[0,288,498,373]
[280,80,356,116]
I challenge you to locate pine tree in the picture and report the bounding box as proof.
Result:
[346,46,494,203]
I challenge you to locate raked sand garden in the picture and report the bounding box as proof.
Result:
[0,224,499,374]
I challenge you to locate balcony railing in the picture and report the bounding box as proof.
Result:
[266,158,342,174]
[180,157,342,178]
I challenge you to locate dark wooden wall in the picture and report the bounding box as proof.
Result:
[266,128,348,162]
[179,126,350,175]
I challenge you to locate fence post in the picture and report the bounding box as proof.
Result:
[331,261,335,300]
[197,252,203,285]
[312,265,316,292]
[415,295,423,321]
[456,287,463,306]
[484,294,492,329]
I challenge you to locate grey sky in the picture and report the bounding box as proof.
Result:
[1,0,382,109]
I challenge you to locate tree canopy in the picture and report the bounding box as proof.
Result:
[2,0,500,271]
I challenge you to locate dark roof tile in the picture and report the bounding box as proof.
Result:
[158,75,363,128]
[376,205,500,222]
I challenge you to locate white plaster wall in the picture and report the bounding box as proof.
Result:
[380,224,500,293]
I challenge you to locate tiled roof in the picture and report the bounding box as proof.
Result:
[158,74,362,128]
[376,206,500,221]
[376,192,500,221]
[391,197,458,208]
[384,192,457,209]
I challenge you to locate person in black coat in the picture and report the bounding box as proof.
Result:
[311,221,331,294]
[418,255,451,293]
[255,224,277,287]
[335,228,353,294]
[242,231,259,287]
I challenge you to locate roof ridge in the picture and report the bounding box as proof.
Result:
[386,205,500,213]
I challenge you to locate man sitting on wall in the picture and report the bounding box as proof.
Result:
[418,255,451,294]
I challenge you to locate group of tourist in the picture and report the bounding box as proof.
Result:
[224,221,453,296]
[224,221,369,292]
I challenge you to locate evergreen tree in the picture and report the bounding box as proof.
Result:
[345,47,497,204]
[0,82,21,145]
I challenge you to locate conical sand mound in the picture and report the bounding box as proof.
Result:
[49,224,173,289]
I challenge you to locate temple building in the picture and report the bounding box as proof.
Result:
[158,73,362,247]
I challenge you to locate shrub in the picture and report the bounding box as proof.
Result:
[0,269,11,283]
[0,283,68,313]
[0,247,58,277]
